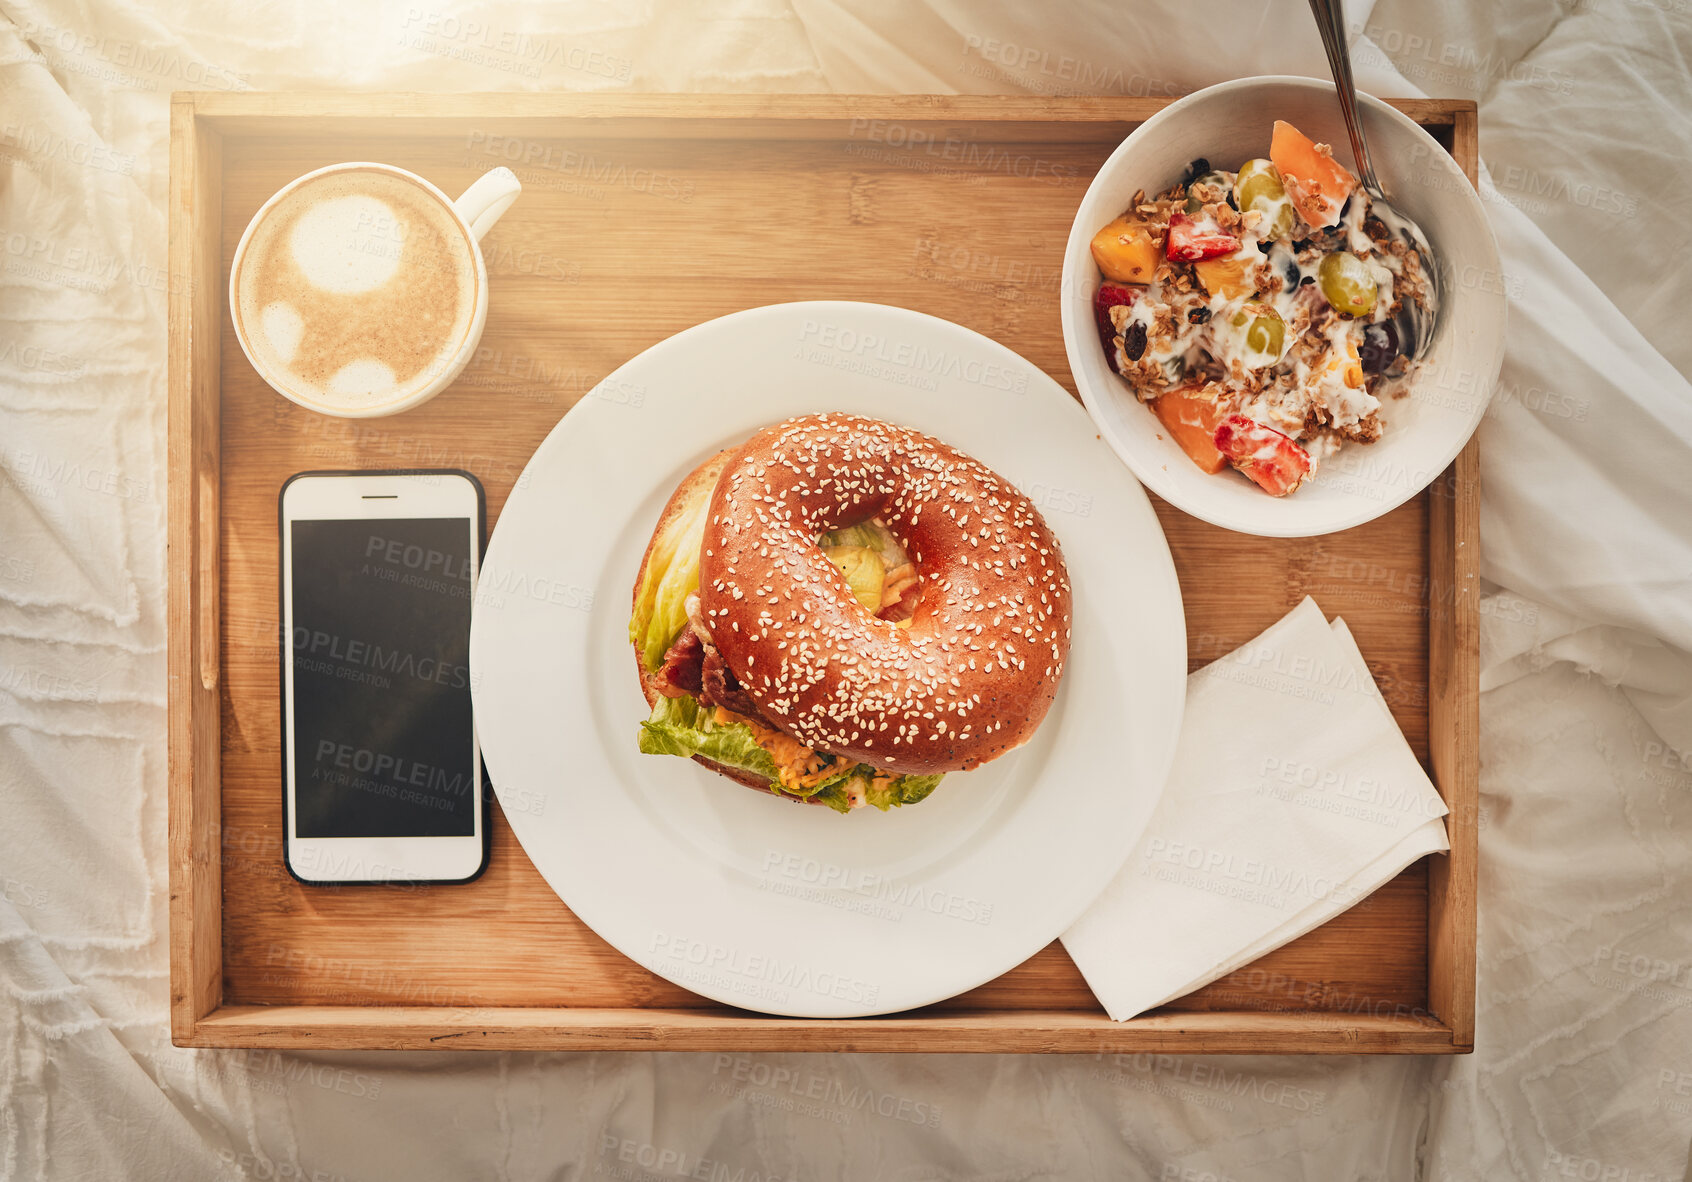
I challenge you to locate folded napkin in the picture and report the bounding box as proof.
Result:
[1062,596,1449,1021]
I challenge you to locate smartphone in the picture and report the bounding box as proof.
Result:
[279,469,488,885]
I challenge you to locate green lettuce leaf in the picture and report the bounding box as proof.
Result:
[629,487,712,670]
[638,695,946,813]
[818,523,876,551]
[864,773,944,811]
[806,780,856,814]
[818,519,909,570]
[820,544,884,612]
[639,695,782,782]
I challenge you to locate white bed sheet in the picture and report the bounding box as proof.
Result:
[1,0,1688,1178]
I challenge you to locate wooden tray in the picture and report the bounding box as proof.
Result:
[169,93,1478,1053]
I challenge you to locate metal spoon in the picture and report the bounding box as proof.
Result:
[1306,0,1440,359]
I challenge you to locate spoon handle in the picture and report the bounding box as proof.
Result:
[1306,0,1381,193]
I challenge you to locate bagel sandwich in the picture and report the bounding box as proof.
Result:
[628,414,1073,813]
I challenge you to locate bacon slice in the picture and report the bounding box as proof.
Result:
[653,629,705,697]
[699,644,765,720]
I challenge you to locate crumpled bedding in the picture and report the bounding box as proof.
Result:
[1,0,1688,1178]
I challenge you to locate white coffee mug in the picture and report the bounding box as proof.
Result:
[228,162,522,419]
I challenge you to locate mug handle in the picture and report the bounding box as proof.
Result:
[453,167,522,241]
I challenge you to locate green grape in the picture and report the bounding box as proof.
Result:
[1234,159,1283,207]
[1317,252,1378,318]
[1185,170,1232,213]
[1235,159,1295,240]
[1255,200,1296,241]
[1230,304,1286,364]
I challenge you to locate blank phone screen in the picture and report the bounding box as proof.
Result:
[289,516,477,838]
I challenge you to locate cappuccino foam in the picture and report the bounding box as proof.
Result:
[235,169,476,411]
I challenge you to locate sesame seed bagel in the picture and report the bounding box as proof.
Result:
[699,413,1072,776]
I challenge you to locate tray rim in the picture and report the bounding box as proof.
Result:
[167,89,1479,1054]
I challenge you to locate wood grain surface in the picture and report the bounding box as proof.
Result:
[1425,108,1482,1051]
[190,1005,1458,1055]
[172,93,1478,1051]
[167,96,225,1036]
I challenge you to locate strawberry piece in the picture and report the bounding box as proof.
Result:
[1165,211,1240,262]
[1093,283,1139,367]
[1212,414,1313,497]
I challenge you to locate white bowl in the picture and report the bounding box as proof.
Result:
[1060,76,1506,537]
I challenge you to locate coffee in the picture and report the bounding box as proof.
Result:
[234,169,478,412]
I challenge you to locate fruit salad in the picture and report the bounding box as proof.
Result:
[1089,120,1437,497]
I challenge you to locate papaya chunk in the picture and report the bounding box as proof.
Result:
[1090,215,1161,284]
[1270,120,1356,229]
[1151,386,1229,475]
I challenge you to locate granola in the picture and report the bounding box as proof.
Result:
[1088,120,1438,497]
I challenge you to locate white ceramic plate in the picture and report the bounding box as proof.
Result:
[469,301,1186,1017]
[1061,76,1507,537]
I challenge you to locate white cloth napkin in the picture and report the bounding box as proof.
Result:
[1062,596,1450,1021]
